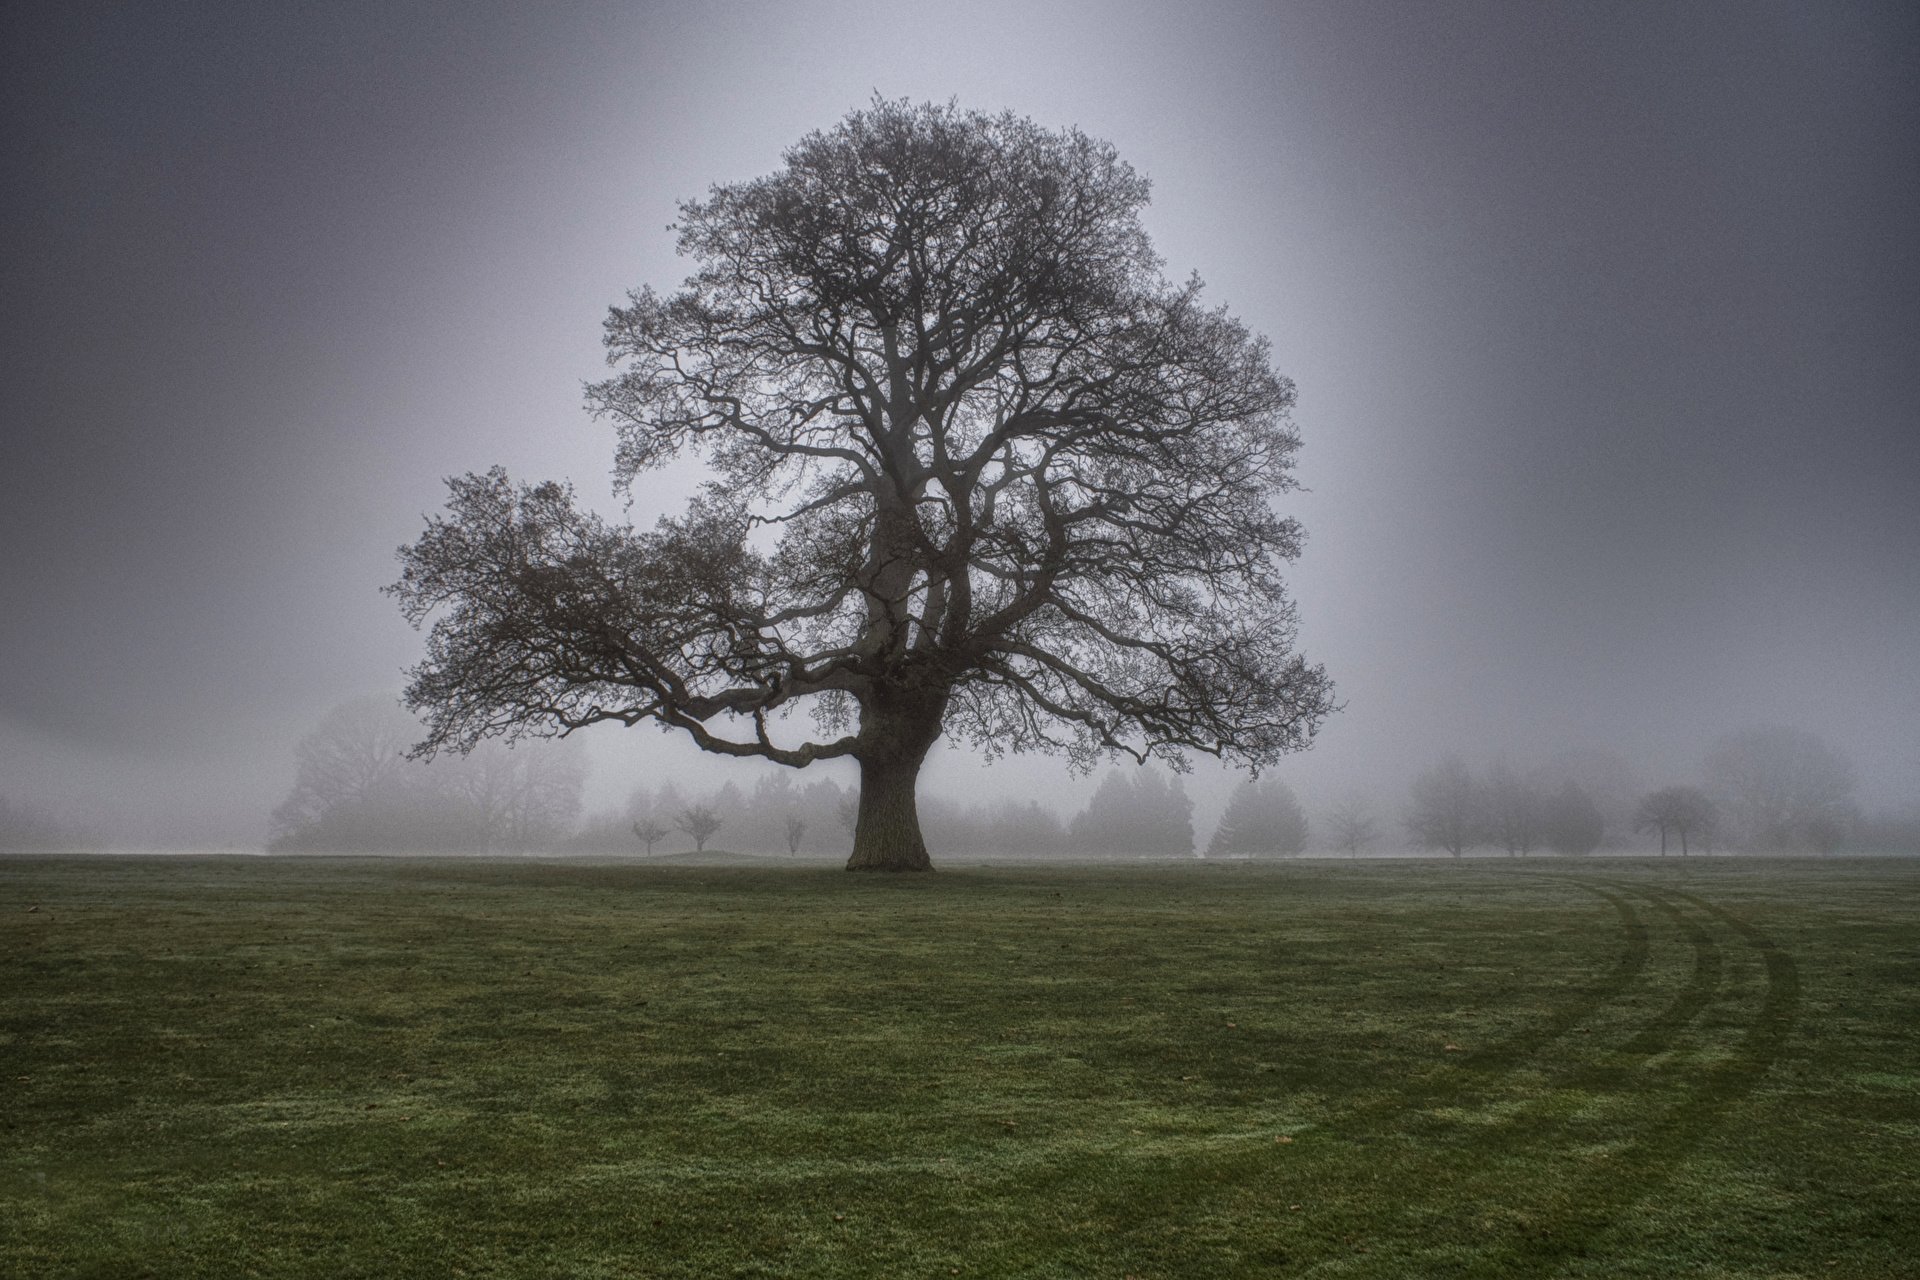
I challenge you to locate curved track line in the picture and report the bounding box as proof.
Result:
[1455,883,1650,1075]
[1064,875,1799,1277]
[1313,882,1658,1133]
[1474,875,1801,1276]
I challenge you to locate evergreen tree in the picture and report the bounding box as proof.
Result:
[1208,776,1308,857]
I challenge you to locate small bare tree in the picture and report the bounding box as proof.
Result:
[675,804,723,854]
[631,816,670,856]
[784,815,807,856]
[1324,793,1378,858]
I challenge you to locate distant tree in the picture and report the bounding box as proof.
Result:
[631,816,671,856]
[1541,781,1604,855]
[1704,726,1856,853]
[456,740,586,853]
[1070,767,1194,857]
[387,99,1334,872]
[802,779,855,858]
[1634,785,1717,856]
[1485,762,1544,857]
[987,798,1070,857]
[1323,793,1378,858]
[558,809,632,854]
[784,814,807,856]
[270,697,417,847]
[270,697,474,852]
[675,804,724,854]
[732,771,798,853]
[1532,747,1639,847]
[1405,756,1482,858]
[1208,776,1308,857]
[271,698,587,853]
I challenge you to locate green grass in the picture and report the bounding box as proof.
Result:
[3,855,1916,1278]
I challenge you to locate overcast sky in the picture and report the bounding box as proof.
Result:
[3,0,1915,846]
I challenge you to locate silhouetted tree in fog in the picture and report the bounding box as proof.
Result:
[631,816,670,855]
[1406,756,1482,857]
[1533,747,1639,847]
[271,697,583,853]
[784,815,807,856]
[1323,793,1378,858]
[1634,785,1717,855]
[1208,776,1308,857]
[1071,767,1194,857]
[456,741,587,853]
[1541,781,1604,855]
[1705,726,1856,852]
[1485,762,1544,856]
[270,697,416,844]
[675,804,724,854]
[388,99,1332,872]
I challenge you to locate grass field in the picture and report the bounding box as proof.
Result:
[3,855,1916,1279]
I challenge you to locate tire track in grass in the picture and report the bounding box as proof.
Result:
[1040,879,1665,1275]
[1076,875,1785,1277]
[1611,885,1722,1059]
[1288,878,1739,1275]
[1468,877,1801,1277]
[1246,875,1779,1276]
[952,875,1793,1278]
[1307,880,1660,1128]
[1453,883,1650,1076]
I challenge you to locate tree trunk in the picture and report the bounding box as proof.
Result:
[846,753,933,871]
[845,688,946,872]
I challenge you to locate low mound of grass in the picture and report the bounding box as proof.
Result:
[2,855,1914,1277]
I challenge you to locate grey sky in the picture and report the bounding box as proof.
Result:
[3,0,1915,844]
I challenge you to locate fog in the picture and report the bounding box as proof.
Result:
[3,1,1915,851]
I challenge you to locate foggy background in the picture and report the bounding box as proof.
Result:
[3,0,1915,850]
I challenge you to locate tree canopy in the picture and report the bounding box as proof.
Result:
[391,100,1333,870]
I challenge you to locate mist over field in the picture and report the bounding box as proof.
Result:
[3,1,1916,853]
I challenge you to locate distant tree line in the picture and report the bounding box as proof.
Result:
[569,766,1206,859]
[1402,725,1908,856]
[1404,755,1609,857]
[271,701,1915,858]
[564,772,858,859]
[270,702,1227,858]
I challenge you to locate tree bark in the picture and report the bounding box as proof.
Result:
[846,754,933,871]
[845,688,946,872]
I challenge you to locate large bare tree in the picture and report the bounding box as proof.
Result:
[391,100,1334,871]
